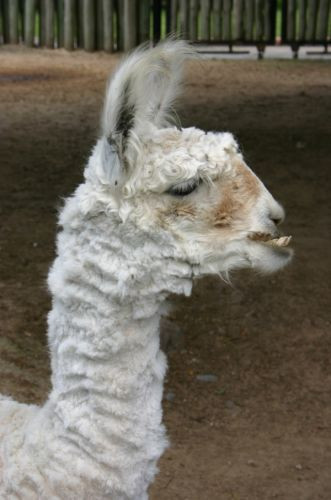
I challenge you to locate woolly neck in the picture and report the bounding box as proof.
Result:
[40,191,193,498]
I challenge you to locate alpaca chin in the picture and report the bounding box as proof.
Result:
[191,240,293,278]
[247,243,294,274]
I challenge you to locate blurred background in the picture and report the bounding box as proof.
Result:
[0,0,330,56]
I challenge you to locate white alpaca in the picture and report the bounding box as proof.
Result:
[0,41,292,499]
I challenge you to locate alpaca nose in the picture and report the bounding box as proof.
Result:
[267,198,285,227]
[271,216,283,226]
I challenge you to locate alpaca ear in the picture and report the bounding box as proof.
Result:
[101,40,192,166]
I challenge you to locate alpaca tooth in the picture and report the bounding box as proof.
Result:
[278,236,292,247]
[267,236,292,247]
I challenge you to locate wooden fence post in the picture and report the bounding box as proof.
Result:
[76,0,84,48]
[8,0,19,44]
[316,0,330,40]
[244,0,254,40]
[255,0,264,40]
[189,0,198,40]
[1,0,7,43]
[153,0,161,43]
[222,0,232,41]
[287,0,296,41]
[179,0,189,37]
[263,0,272,40]
[298,0,306,40]
[123,0,137,50]
[116,0,124,50]
[24,0,37,46]
[139,0,150,43]
[306,0,318,40]
[0,0,2,44]
[103,0,114,51]
[44,0,54,47]
[170,0,178,33]
[213,0,222,40]
[96,0,104,49]
[83,0,95,51]
[57,0,65,47]
[200,0,211,40]
[233,0,244,40]
[40,1,45,46]
[64,0,75,50]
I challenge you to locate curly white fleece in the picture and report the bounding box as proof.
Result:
[0,180,195,499]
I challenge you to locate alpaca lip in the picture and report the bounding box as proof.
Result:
[249,232,292,249]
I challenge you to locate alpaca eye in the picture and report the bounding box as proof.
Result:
[167,178,200,197]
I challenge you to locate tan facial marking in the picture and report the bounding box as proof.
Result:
[170,202,196,219]
[213,160,261,229]
[234,160,260,198]
[158,201,196,228]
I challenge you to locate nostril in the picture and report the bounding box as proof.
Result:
[268,200,285,226]
[271,217,282,226]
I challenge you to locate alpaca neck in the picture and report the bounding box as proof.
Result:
[43,202,192,496]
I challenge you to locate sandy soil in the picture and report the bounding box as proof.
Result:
[0,46,330,500]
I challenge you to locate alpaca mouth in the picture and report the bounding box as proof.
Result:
[249,232,292,249]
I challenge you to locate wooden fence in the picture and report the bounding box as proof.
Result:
[0,1,330,54]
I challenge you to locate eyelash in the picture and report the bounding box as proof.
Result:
[167,178,201,197]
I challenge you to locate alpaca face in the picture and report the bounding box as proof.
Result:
[118,126,292,276]
[96,42,292,277]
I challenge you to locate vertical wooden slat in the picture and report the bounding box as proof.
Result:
[200,0,211,40]
[255,0,264,40]
[269,0,277,42]
[189,0,198,40]
[233,0,243,40]
[19,0,25,40]
[96,0,104,49]
[57,0,65,47]
[287,0,296,41]
[306,0,318,40]
[170,0,178,32]
[103,0,113,51]
[165,0,171,34]
[297,0,306,40]
[179,0,189,37]
[244,0,254,40]
[44,0,54,47]
[263,0,273,40]
[123,0,137,51]
[83,0,95,50]
[316,0,330,40]
[116,0,124,50]
[222,0,232,40]
[153,0,161,43]
[76,0,84,48]
[213,0,222,40]
[24,0,37,46]
[0,0,2,44]
[138,0,150,43]
[64,0,75,50]
[2,0,9,43]
[40,0,46,45]
[0,0,3,43]
[8,0,19,43]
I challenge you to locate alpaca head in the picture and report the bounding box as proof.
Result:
[85,41,292,281]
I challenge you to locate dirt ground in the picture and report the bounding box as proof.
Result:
[0,46,330,500]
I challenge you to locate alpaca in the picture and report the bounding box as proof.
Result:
[0,41,292,499]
